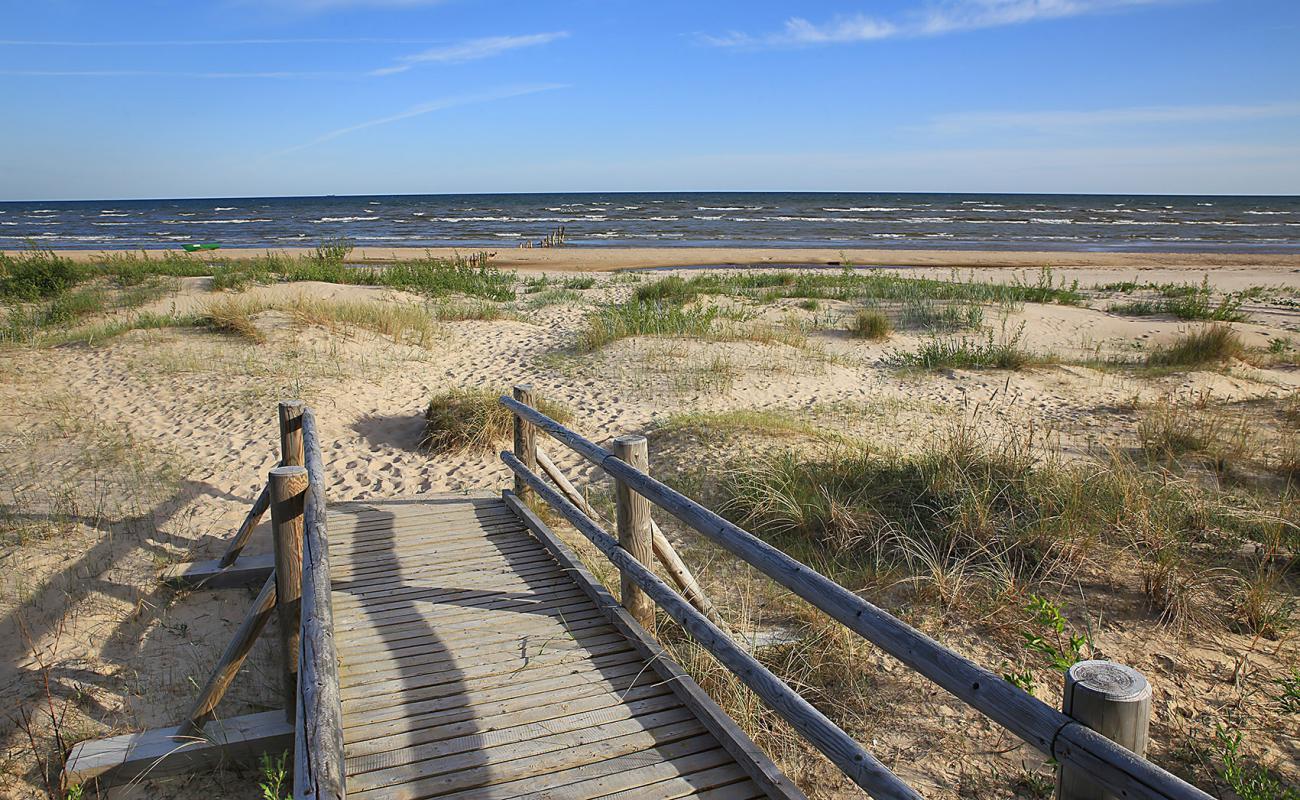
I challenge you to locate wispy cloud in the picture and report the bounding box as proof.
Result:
[274,83,566,155]
[372,32,568,76]
[0,69,343,79]
[927,101,1300,134]
[702,0,1181,48]
[0,37,455,47]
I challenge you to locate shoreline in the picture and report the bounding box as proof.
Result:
[13,245,1300,271]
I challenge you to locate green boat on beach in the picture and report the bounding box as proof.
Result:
[182,243,221,253]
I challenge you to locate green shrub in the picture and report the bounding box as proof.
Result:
[0,246,85,300]
[1145,325,1244,368]
[885,326,1044,370]
[848,310,892,340]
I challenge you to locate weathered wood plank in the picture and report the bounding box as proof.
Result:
[158,552,274,589]
[63,711,292,788]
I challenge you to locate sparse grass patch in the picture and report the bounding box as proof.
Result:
[884,326,1046,370]
[847,310,892,340]
[579,301,736,351]
[422,387,572,453]
[657,409,829,441]
[0,246,86,300]
[1145,325,1245,368]
[287,297,438,347]
[525,288,584,308]
[432,298,508,322]
[899,299,984,331]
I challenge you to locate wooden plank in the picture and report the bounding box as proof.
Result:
[345,693,685,775]
[158,552,274,589]
[343,681,670,754]
[514,751,744,800]
[505,491,805,800]
[334,596,602,651]
[335,607,611,660]
[63,711,292,788]
[333,581,584,628]
[337,616,619,676]
[331,555,564,596]
[341,659,657,732]
[328,537,546,578]
[337,642,638,703]
[327,511,522,543]
[327,528,535,569]
[339,628,628,683]
[411,733,722,800]
[337,651,647,717]
[346,716,707,797]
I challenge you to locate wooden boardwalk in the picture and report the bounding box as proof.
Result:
[327,493,797,800]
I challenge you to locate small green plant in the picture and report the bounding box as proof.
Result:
[797,298,819,311]
[1021,595,1091,672]
[885,324,1043,370]
[258,751,290,800]
[1274,668,1300,714]
[848,309,892,340]
[1215,725,1299,800]
[313,236,354,265]
[563,275,596,290]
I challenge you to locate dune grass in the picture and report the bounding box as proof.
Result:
[631,266,1082,307]
[1145,325,1245,368]
[657,408,830,440]
[422,387,573,453]
[884,326,1046,370]
[1108,278,1246,322]
[578,301,741,351]
[847,310,893,340]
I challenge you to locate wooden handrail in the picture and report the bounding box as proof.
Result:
[502,451,920,800]
[498,395,1211,800]
[295,408,346,800]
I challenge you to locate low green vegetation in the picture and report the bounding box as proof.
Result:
[899,299,984,331]
[1145,325,1245,368]
[656,408,829,440]
[884,326,1044,370]
[578,301,744,351]
[631,266,1083,306]
[848,309,893,340]
[1001,595,1093,692]
[422,386,572,453]
[1109,278,1246,322]
[1215,726,1299,800]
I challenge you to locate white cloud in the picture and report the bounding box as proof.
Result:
[372,32,568,75]
[927,102,1300,134]
[274,83,567,154]
[703,0,1181,48]
[0,38,450,47]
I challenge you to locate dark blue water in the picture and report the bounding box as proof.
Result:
[2,192,1297,252]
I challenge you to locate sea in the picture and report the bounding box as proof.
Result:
[1,192,1298,252]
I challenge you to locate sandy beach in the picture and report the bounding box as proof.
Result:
[2,250,1297,798]
[31,245,1300,272]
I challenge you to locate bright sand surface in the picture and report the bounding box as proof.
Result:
[2,255,1298,797]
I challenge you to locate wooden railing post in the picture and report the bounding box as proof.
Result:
[270,465,307,722]
[279,400,306,468]
[613,435,654,629]
[1058,661,1152,800]
[512,385,537,504]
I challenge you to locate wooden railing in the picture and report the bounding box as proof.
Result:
[498,388,1213,800]
[295,407,347,799]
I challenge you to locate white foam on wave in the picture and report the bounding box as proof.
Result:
[314,216,382,223]
[214,206,238,211]
[163,218,272,224]
[646,216,679,221]
[1245,210,1292,215]
[823,206,910,212]
[693,215,723,221]
[1030,217,1074,225]
[696,206,763,211]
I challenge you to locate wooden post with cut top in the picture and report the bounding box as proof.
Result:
[512,385,537,504]
[278,400,306,467]
[269,464,307,720]
[613,434,654,629]
[1057,660,1153,800]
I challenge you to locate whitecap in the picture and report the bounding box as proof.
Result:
[314,216,382,223]
[214,206,238,211]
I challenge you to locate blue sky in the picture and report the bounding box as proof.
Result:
[1,0,1297,200]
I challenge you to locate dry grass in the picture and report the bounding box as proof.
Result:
[422,387,573,453]
[1145,324,1246,368]
[200,296,438,346]
[847,310,892,340]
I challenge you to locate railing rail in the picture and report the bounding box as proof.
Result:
[499,394,1211,800]
[295,407,347,800]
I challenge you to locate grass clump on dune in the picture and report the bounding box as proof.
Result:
[657,409,830,441]
[579,301,736,351]
[885,326,1046,371]
[631,266,1082,307]
[0,246,86,300]
[1145,325,1245,368]
[423,387,573,453]
[847,310,892,340]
